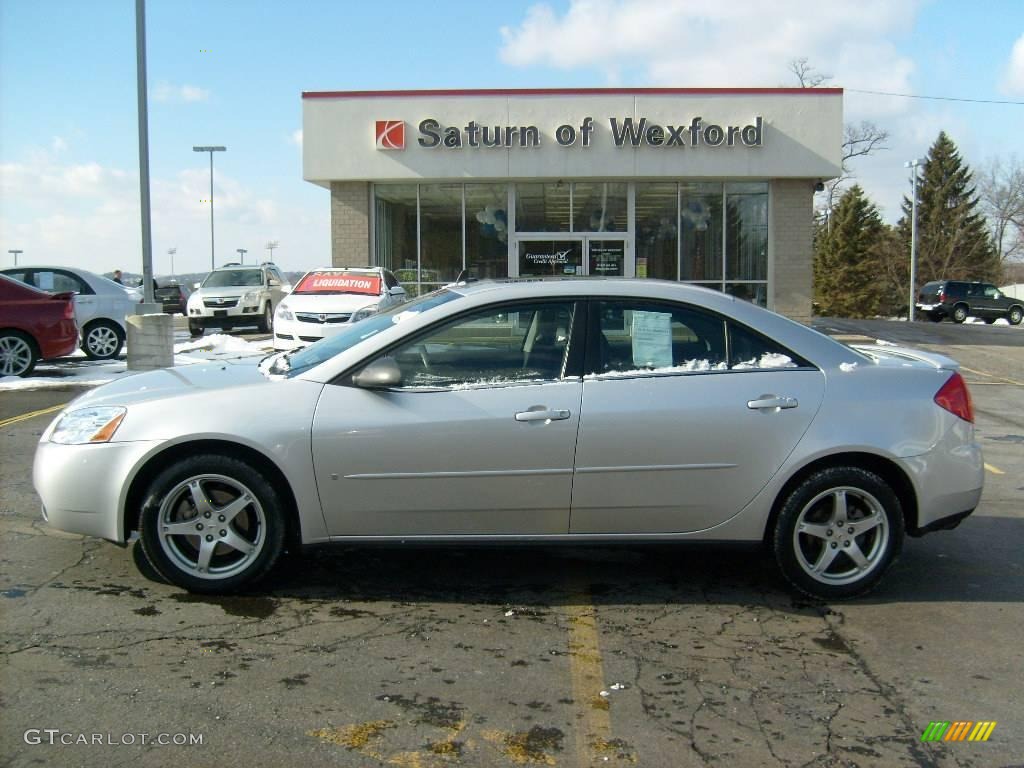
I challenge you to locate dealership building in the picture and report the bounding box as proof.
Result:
[302,88,842,322]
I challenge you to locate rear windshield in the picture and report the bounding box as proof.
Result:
[294,271,382,296]
[202,269,263,288]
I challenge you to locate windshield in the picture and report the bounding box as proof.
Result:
[294,271,382,296]
[202,269,263,288]
[279,289,463,377]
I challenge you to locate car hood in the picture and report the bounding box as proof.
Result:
[66,355,273,409]
[280,293,380,312]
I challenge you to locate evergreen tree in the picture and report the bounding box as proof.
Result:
[814,185,886,317]
[898,132,999,286]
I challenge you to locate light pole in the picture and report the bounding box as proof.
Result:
[905,157,926,321]
[8,249,22,266]
[236,248,247,264]
[266,240,279,263]
[193,145,226,270]
[167,247,176,277]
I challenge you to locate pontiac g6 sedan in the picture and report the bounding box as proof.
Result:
[34,280,983,598]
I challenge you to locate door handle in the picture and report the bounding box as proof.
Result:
[515,409,571,422]
[747,395,798,410]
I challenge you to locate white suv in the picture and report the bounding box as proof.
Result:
[186,263,289,336]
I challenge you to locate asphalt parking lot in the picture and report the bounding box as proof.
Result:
[1,319,1021,767]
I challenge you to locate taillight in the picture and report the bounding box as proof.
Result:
[938,290,946,302]
[62,300,74,320]
[934,371,973,423]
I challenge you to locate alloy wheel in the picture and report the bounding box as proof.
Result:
[0,334,34,377]
[86,325,120,358]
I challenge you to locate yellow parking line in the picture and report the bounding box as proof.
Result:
[985,463,1005,476]
[565,575,614,767]
[0,403,67,429]
[960,366,1024,387]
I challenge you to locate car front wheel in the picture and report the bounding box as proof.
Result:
[257,303,273,333]
[951,304,969,324]
[188,320,204,337]
[772,467,904,600]
[1009,306,1023,326]
[82,320,124,359]
[139,454,286,593]
[0,330,38,377]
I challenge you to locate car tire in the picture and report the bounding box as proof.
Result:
[0,330,38,377]
[257,303,273,333]
[951,304,969,324]
[772,466,904,600]
[1009,306,1023,326]
[139,454,286,593]
[82,320,124,359]
[188,320,204,337]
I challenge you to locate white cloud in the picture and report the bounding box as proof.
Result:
[500,0,918,119]
[51,137,68,153]
[0,153,327,275]
[1002,33,1024,95]
[153,82,211,103]
[289,129,303,149]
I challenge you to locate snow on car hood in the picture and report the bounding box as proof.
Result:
[66,355,273,409]
[279,292,381,313]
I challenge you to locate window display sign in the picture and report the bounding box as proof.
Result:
[519,240,583,277]
[631,310,673,368]
[295,272,382,295]
[588,240,625,276]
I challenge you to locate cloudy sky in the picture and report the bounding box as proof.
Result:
[1,0,1022,275]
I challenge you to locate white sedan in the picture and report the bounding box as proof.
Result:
[34,279,983,598]
[0,265,140,359]
[273,267,406,350]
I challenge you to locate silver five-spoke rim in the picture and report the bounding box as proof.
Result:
[87,325,119,357]
[793,486,889,586]
[0,335,33,376]
[158,474,266,580]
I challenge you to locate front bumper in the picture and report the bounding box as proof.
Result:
[273,318,354,350]
[34,439,164,543]
[189,302,262,323]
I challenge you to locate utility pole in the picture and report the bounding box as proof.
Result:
[905,158,925,322]
[193,145,226,269]
[8,249,22,266]
[265,240,279,263]
[236,248,247,264]
[168,247,176,277]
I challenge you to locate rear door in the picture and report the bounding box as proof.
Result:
[570,299,825,534]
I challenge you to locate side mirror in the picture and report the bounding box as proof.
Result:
[352,357,402,389]
[193,282,201,290]
[389,286,406,296]
[282,284,293,294]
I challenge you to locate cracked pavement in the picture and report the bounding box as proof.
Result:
[1,320,1022,767]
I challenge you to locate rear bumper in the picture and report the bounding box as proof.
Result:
[39,322,80,359]
[901,419,984,532]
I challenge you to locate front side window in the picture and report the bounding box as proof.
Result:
[389,301,576,389]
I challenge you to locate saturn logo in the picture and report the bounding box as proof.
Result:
[375,120,405,150]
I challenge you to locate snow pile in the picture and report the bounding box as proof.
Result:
[840,362,858,372]
[174,333,262,355]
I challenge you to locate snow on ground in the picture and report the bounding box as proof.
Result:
[0,334,272,392]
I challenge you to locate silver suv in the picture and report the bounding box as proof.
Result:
[186,263,289,336]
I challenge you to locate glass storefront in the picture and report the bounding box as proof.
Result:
[374,180,769,304]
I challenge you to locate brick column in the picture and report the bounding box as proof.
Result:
[770,180,816,324]
[330,182,371,267]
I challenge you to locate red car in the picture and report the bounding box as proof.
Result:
[0,274,79,377]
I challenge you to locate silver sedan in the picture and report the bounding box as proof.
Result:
[34,279,984,598]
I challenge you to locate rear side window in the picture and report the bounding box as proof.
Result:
[728,322,811,369]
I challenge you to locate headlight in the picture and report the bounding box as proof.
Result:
[50,407,126,445]
[351,304,379,323]
[276,304,294,322]
[242,291,261,304]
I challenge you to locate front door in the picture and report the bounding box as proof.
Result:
[517,238,626,277]
[311,300,583,537]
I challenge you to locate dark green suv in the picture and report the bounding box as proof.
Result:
[917,280,1023,325]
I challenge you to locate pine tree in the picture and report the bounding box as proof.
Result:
[898,132,999,286]
[814,185,886,317]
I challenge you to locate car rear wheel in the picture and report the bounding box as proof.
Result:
[1009,306,1023,325]
[82,320,124,359]
[951,304,969,324]
[139,455,286,593]
[257,303,272,333]
[772,467,904,600]
[0,330,38,377]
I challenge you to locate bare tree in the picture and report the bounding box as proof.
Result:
[789,58,889,220]
[978,155,1024,275]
